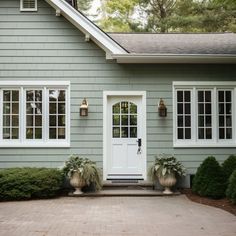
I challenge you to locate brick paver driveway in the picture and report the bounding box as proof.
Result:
[0,195,235,236]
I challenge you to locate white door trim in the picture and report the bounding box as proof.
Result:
[103,91,147,180]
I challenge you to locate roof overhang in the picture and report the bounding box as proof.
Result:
[112,54,236,64]
[44,0,127,55]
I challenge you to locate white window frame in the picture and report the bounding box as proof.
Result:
[0,81,70,148]
[20,0,38,12]
[173,81,236,148]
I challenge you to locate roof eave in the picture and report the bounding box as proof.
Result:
[44,0,127,54]
[112,54,236,64]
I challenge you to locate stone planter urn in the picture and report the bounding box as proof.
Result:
[70,172,86,195]
[158,173,177,194]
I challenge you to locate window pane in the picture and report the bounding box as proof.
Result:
[177,104,183,114]
[177,91,183,102]
[58,115,65,126]
[49,128,57,139]
[121,115,128,125]
[58,103,65,114]
[205,91,211,102]
[50,116,56,126]
[58,128,65,139]
[26,128,33,139]
[226,116,231,126]
[130,115,137,125]
[113,115,120,125]
[12,115,19,126]
[198,104,204,114]
[3,128,10,139]
[12,91,19,101]
[205,104,211,114]
[198,128,204,139]
[3,103,10,114]
[35,128,42,139]
[3,91,10,101]
[27,115,33,126]
[218,91,224,102]
[121,127,128,138]
[112,103,120,113]
[185,128,191,139]
[3,115,10,126]
[185,103,190,114]
[198,91,204,102]
[218,104,224,114]
[49,90,59,101]
[226,128,232,139]
[219,116,224,127]
[12,103,19,114]
[130,103,137,114]
[205,116,211,127]
[219,128,224,139]
[226,91,231,102]
[12,128,19,139]
[185,116,191,127]
[58,90,65,101]
[35,103,42,115]
[198,116,204,127]
[206,128,212,139]
[113,127,120,138]
[226,104,231,114]
[184,91,190,102]
[177,116,183,127]
[35,116,42,126]
[121,102,128,114]
[177,128,183,139]
[130,127,137,138]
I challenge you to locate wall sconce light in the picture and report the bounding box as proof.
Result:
[80,98,88,116]
[158,98,167,117]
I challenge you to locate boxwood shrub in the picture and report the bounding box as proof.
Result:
[0,168,63,200]
[222,155,236,183]
[192,156,226,199]
[226,169,236,204]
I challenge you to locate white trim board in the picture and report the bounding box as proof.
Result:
[103,91,147,180]
[44,0,127,55]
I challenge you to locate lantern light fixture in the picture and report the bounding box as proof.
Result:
[158,98,167,117]
[80,98,88,116]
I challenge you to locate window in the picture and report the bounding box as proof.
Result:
[20,0,37,12]
[0,82,70,147]
[112,101,137,138]
[174,82,236,147]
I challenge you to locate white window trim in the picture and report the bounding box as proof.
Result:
[173,81,236,148]
[0,81,70,148]
[20,0,38,12]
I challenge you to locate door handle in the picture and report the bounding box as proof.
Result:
[137,138,142,154]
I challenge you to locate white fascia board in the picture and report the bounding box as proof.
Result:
[44,0,127,55]
[112,54,236,64]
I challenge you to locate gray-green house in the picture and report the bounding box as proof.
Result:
[1,0,236,187]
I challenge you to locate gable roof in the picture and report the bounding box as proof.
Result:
[44,0,236,64]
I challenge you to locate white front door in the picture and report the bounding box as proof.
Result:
[105,94,146,180]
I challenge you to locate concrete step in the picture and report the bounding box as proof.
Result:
[69,189,181,197]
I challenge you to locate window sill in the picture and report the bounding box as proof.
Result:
[174,142,236,148]
[0,142,70,148]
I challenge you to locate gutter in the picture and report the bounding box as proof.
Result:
[112,54,236,64]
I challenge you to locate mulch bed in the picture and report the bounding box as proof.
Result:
[182,189,236,216]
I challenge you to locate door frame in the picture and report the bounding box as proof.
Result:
[103,91,147,181]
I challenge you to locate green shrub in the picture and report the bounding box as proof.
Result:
[0,168,63,201]
[192,156,226,199]
[226,169,236,204]
[222,155,236,182]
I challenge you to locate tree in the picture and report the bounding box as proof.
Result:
[77,0,93,12]
[98,0,236,32]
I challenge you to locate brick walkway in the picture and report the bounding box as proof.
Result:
[0,195,235,236]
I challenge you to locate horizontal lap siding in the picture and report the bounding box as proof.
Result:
[1,0,236,175]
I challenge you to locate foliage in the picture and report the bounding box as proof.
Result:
[192,156,226,199]
[226,169,236,204]
[98,0,236,32]
[77,0,93,12]
[222,155,236,183]
[0,168,63,201]
[148,154,186,182]
[62,155,102,191]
